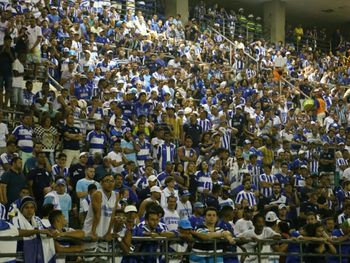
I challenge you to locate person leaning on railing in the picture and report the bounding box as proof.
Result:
[48,209,85,262]
[190,206,235,263]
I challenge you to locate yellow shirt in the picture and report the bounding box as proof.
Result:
[259,146,274,166]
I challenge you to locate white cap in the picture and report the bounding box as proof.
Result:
[124,205,137,213]
[278,204,287,210]
[265,211,278,222]
[79,152,88,158]
[150,186,162,193]
[147,175,157,182]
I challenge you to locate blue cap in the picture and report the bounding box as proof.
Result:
[56,178,66,186]
[180,190,191,196]
[194,202,205,209]
[178,219,192,229]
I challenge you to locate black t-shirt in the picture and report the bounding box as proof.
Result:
[61,124,81,150]
[69,163,86,189]
[0,46,15,75]
[27,167,52,202]
[319,149,335,172]
[0,169,26,206]
[231,113,247,134]
[183,123,202,147]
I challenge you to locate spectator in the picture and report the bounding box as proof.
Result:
[0,156,26,206]
[61,113,84,167]
[82,174,116,259]
[0,35,15,108]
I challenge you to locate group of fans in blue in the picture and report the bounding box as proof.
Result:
[0,0,349,262]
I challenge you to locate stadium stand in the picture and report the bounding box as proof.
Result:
[0,0,348,262]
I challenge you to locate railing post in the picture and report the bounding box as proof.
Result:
[214,239,217,263]
[111,238,115,263]
[300,240,303,263]
[257,240,261,263]
[229,44,232,66]
[339,243,342,262]
[165,238,168,263]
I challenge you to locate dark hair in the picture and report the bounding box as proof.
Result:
[48,210,63,225]
[41,204,55,218]
[57,153,67,159]
[167,194,177,202]
[164,176,175,186]
[204,206,218,216]
[88,183,98,192]
[253,214,265,225]
[220,205,234,217]
[212,184,222,194]
[11,156,22,165]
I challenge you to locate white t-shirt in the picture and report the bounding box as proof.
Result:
[234,218,254,236]
[12,59,24,88]
[0,122,8,148]
[238,227,280,263]
[107,151,124,174]
[162,208,180,232]
[27,25,42,49]
[0,21,8,46]
[177,200,192,219]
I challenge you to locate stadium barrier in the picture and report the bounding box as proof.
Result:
[0,235,349,263]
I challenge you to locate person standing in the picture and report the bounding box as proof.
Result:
[0,157,26,207]
[76,166,100,224]
[11,52,26,109]
[10,111,33,165]
[190,207,235,263]
[27,151,53,214]
[62,113,84,167]
[83,174,116,260]
[0,111,9,155]
[0,35,15,108]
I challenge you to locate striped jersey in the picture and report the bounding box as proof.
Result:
[157,143,176,172]
[247,163,261,187]
[12,125,33,153]
[136,139,152,167]
[197,118,212,132]
[235,190,257,207]
[51,164,69,179]
[195,171,212,193]
[220,129,232,153]
[259,173,278,198]
[86,130,107,155]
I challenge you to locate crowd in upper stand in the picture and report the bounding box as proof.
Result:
[0,0,349,262]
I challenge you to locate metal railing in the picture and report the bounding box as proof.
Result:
[0,235,349,263]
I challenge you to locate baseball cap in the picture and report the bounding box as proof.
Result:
[244,139,251,145]
[278,204,287,210]
[56,178,66,186]
[147,175,157,182]
[300,165,308,169]
[124,205,137,213]
[150,186,162,193]
[298,150,305,155]
[265,211,278,222]
[79,152,88,158]
[179,190,191,196]
[193,202,205,209]
[178,219,192,229]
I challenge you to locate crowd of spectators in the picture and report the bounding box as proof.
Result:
[0,0,349,262]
